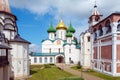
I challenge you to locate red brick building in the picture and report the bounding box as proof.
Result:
[89,4,120,76]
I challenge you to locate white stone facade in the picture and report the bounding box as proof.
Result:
[0,0,30,80]
[30,20,80,65]
[80,31,91,68]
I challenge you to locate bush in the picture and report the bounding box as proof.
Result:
[44,64,51,68]
[77,62,82,69]
[59,77,84,80]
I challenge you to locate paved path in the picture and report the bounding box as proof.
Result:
[56,64,104,80]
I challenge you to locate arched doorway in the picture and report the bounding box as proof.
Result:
[56,56,64,63]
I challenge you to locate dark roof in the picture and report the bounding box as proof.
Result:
[0,11,17,20]
[9,35,31,44]
[0,44,11,49]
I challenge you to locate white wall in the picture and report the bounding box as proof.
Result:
[30,56,55,65]
[56,29,66,40]
[64,44,80,64]
[9,42,29,79]
[42,39,64,53]
[80,32,91,68]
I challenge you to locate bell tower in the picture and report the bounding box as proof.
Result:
[88,2,102,27]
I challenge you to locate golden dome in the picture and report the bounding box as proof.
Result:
[56,19,67,30]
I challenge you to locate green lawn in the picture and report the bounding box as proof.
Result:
[71,66,120,80]
[86,70,120,80]
[26,65,75,80]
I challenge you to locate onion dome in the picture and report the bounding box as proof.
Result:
[56,19,67,30]
[47,24,56,33]
[67,23,75,33]
[66,32,72,37]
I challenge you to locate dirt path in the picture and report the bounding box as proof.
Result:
[56,64,104,80]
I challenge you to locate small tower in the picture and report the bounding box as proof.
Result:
[67,22,75,40]
[88,3,102,27]
[56,19,67,40]
[66,31,72,44]
[47,23,56,40]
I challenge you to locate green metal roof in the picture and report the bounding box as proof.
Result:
[30,52,64,56]
[66,32,72,37]
[67,23,75,33]
[47,24,56,33]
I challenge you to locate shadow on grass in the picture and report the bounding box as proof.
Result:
[30,70,37,75]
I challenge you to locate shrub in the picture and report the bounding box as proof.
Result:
[77,62,82,69]
[59,77,84,80]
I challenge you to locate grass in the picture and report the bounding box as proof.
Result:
[26,64,75,80]
[59,77,84,80]
[71,65,120,80]
[86,70,120,80]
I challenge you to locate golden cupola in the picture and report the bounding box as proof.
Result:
[56,19,67,30]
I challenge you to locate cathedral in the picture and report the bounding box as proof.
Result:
[30,19,80,64]
[0,0,30,80]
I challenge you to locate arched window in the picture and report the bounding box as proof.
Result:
[50,57,52,63]
[34,57,37,63]
[105,20,111,33]
[95,16,100,21]
[45,57,47,63]
[99,25,103,36]
[117,20,120,31]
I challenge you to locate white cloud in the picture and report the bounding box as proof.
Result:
[29,44,41,52]
[9,0,120,38]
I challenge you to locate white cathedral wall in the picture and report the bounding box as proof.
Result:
[49,33,55,40]
[64,45,80,64]
[42,40,64,53]
[56,30,66,40]
[9,42,29,79]
[30,56,55,64]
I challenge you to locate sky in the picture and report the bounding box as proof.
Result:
[9,0,120,52]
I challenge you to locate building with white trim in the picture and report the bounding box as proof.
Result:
[30,20,80,65]
[89,4,120,76]
[80,31,91,69]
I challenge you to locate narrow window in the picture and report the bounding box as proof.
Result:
[50,57,52,63]
[87,36,90,42]
[45,57,47,63]
[58,48,60,53]
[39,57,42,63]
[34,57,37,63]
[69,48,71,53]
[49,48,51,53]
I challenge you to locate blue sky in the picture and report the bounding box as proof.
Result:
[9,0,120,52]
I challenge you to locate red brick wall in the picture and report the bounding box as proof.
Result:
[117,63,120,73]
[94,47,97,59]
[117,45,120,60]
[101,45,112,59]
[117,37,120,40]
